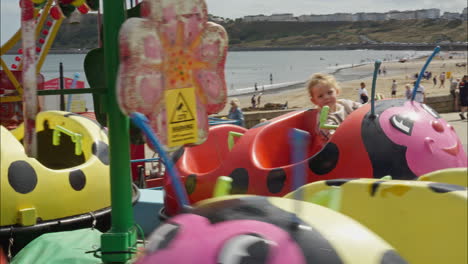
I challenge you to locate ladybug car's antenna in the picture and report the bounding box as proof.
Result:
[411,46,441,102]
[131,113,191,210]
[370,60,382,118]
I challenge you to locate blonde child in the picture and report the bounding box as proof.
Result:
[307,73,361,141]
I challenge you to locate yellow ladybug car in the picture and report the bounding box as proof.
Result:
[1,111,116,252]
[286,178,467,264]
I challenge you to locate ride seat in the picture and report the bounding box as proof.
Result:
[179,124,247,174]
[253,109,324,169]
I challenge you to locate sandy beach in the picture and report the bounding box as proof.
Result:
[219,53,468,115]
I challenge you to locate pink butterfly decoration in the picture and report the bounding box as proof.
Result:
[117,0,228,151]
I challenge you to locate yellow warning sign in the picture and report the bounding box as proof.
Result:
[165,87,198,147]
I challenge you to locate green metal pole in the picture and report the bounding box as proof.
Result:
[100,1,137,263]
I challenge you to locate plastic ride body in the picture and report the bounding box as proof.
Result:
[164,99,467,215]
[1,111,112,253]
[138,196,408,264]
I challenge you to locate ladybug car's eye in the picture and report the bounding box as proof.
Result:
[390,114,414,135]
[146,223,180,253]
[422,104,440,118]
[218,234,270,264]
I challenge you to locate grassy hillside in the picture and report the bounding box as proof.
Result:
[51,15,99,50]
[36,14,467,50]
[225,19,467,47]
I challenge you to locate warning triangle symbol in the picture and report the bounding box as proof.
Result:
[170,92,195,124]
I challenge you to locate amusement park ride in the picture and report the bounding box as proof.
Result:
[0,0,467,263]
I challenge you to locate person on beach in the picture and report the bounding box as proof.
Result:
[458,75,468,120]
[432,75,437,87]
[254,83,258,91]
[227,98,245,127]
[257,93,263,108]
[251,94,256,108]
[358,82,369,104]
[439,72,446,88]
[391,80,398,98]
[405,84,412,100]
[270,73,273,84]
[427,71,432,80]
[307,73,361,142]
[412,81,426,103]
[450,78,459,98]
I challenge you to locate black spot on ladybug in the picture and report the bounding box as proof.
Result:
[428,183,466,193]
[69,169,86,191]
[308,143,339,175]
[371,181,386,196]
[185,174,197,195]
[229,168,249,194]
[8,161,38,194]
[251,121,271,129]
[266,168,286,193]
[92,141,109,165]
[380,250,408,264]
[325,178,357,186]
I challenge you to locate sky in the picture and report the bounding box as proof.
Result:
[1,0,466,45]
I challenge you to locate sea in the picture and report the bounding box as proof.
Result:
[2,50,432,111]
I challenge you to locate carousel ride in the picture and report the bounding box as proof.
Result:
[1,0,467,263]
[163,98,467,215]
[0,0,138,258]
[0,0,98,127]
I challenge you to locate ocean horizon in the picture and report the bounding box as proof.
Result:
[2,49,433,110]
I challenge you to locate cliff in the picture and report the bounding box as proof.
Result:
[6,14,467,53]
